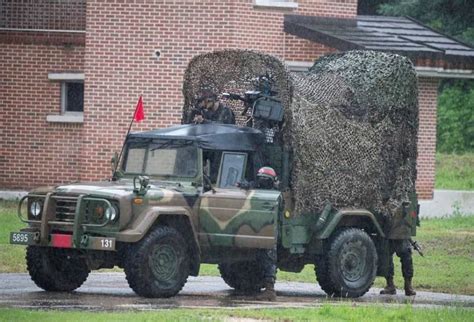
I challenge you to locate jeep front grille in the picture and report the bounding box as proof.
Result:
[52,195,78,222]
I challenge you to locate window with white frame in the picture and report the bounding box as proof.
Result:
[47,72,85,123]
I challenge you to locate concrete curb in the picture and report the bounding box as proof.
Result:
[0,190,27,201]
[419,190,474,218]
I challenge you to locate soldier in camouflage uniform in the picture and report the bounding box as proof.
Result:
[194,90,235,125]
[380,206,416,296]
[381,239,416,296]
[255,167,278,301]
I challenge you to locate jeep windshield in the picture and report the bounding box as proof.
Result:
[122,139,198,179]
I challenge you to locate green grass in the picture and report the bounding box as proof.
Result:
[0,201,25,272]
[0,305,472,322]
[2,201,473,295]
[379,215,474,295]
[435,152,474,190]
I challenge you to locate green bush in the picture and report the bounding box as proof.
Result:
[436,82,474,153]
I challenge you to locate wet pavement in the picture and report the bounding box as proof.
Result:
[0,273,473,311]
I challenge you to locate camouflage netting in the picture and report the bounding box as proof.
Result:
[182,50,292,127]
[286,51,418,215]
[182,49,418,216]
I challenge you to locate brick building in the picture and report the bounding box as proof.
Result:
[1,0,473,200]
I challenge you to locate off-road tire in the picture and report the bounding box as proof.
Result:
[218,261,266,293]
[26,246,90,292]
[124,226,190,298]
[314,254,336,295]
[315,228,377,298]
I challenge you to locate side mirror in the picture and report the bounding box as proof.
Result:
[134,176,150,195]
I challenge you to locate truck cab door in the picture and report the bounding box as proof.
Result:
[198,152,280,249]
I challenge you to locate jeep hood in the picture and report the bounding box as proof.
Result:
[32,181,134,199]
[30,180,196,199]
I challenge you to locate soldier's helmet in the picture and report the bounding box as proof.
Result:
[257,166,277,189]
[197,89,217,103]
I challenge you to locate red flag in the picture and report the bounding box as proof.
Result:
[134,96,144,122]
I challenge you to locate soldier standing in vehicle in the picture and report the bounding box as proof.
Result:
[194,90,235,125]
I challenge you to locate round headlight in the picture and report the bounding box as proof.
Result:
[105,206,117,221]
[30,201,42,218]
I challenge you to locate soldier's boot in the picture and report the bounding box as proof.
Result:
[255,279,276,301]
[404,278,416,296]
[380,277,397,295]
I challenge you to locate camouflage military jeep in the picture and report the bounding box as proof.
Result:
[11,123,418,298]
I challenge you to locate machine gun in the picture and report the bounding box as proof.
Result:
[222,74,283,128]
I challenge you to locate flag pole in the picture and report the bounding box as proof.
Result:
[112,96,143,180]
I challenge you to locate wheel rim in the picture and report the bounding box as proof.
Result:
[339,240,368,283]
[149,244,179,285]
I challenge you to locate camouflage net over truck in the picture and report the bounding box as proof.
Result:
[182,50,418,217]
[287,51,418,216]
[181,50,292,126]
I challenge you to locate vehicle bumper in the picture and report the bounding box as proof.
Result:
[10,231,116,251]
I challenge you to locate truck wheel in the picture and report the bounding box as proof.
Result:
[218,261,266,293]
[315,228,377,298]
[26,246,90,292]
[124,226,190,298]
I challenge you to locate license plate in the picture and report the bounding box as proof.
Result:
[10,232,36,245]
[88,236,116,251]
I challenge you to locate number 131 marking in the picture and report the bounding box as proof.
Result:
[101,239,113,248]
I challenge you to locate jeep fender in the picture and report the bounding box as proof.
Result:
[316,209,385,239]
[115,206,199,248]
[116,206,201,276]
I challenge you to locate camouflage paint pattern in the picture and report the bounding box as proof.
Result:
[198,189,280,249]
[13,176,282,253]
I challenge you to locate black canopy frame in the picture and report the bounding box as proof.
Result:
[127,124,266,152]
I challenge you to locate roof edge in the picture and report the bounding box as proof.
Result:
[415,66,474,79]
[404,16,474,50]
[284,15,361,51]
[284,14,474,66]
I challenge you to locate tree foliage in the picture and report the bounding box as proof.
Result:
[376,0,474,46]
[358,0,474,153]
[437,82,474,153]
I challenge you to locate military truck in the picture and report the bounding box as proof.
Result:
[10,123,419,298]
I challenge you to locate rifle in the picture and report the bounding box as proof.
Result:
[410,239,424,257]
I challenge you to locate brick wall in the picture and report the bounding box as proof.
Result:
[416,77,439,200]
[0,0,86,31]
[230,0,355,59]
[0,43,85,188]
[284,34,338,61]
